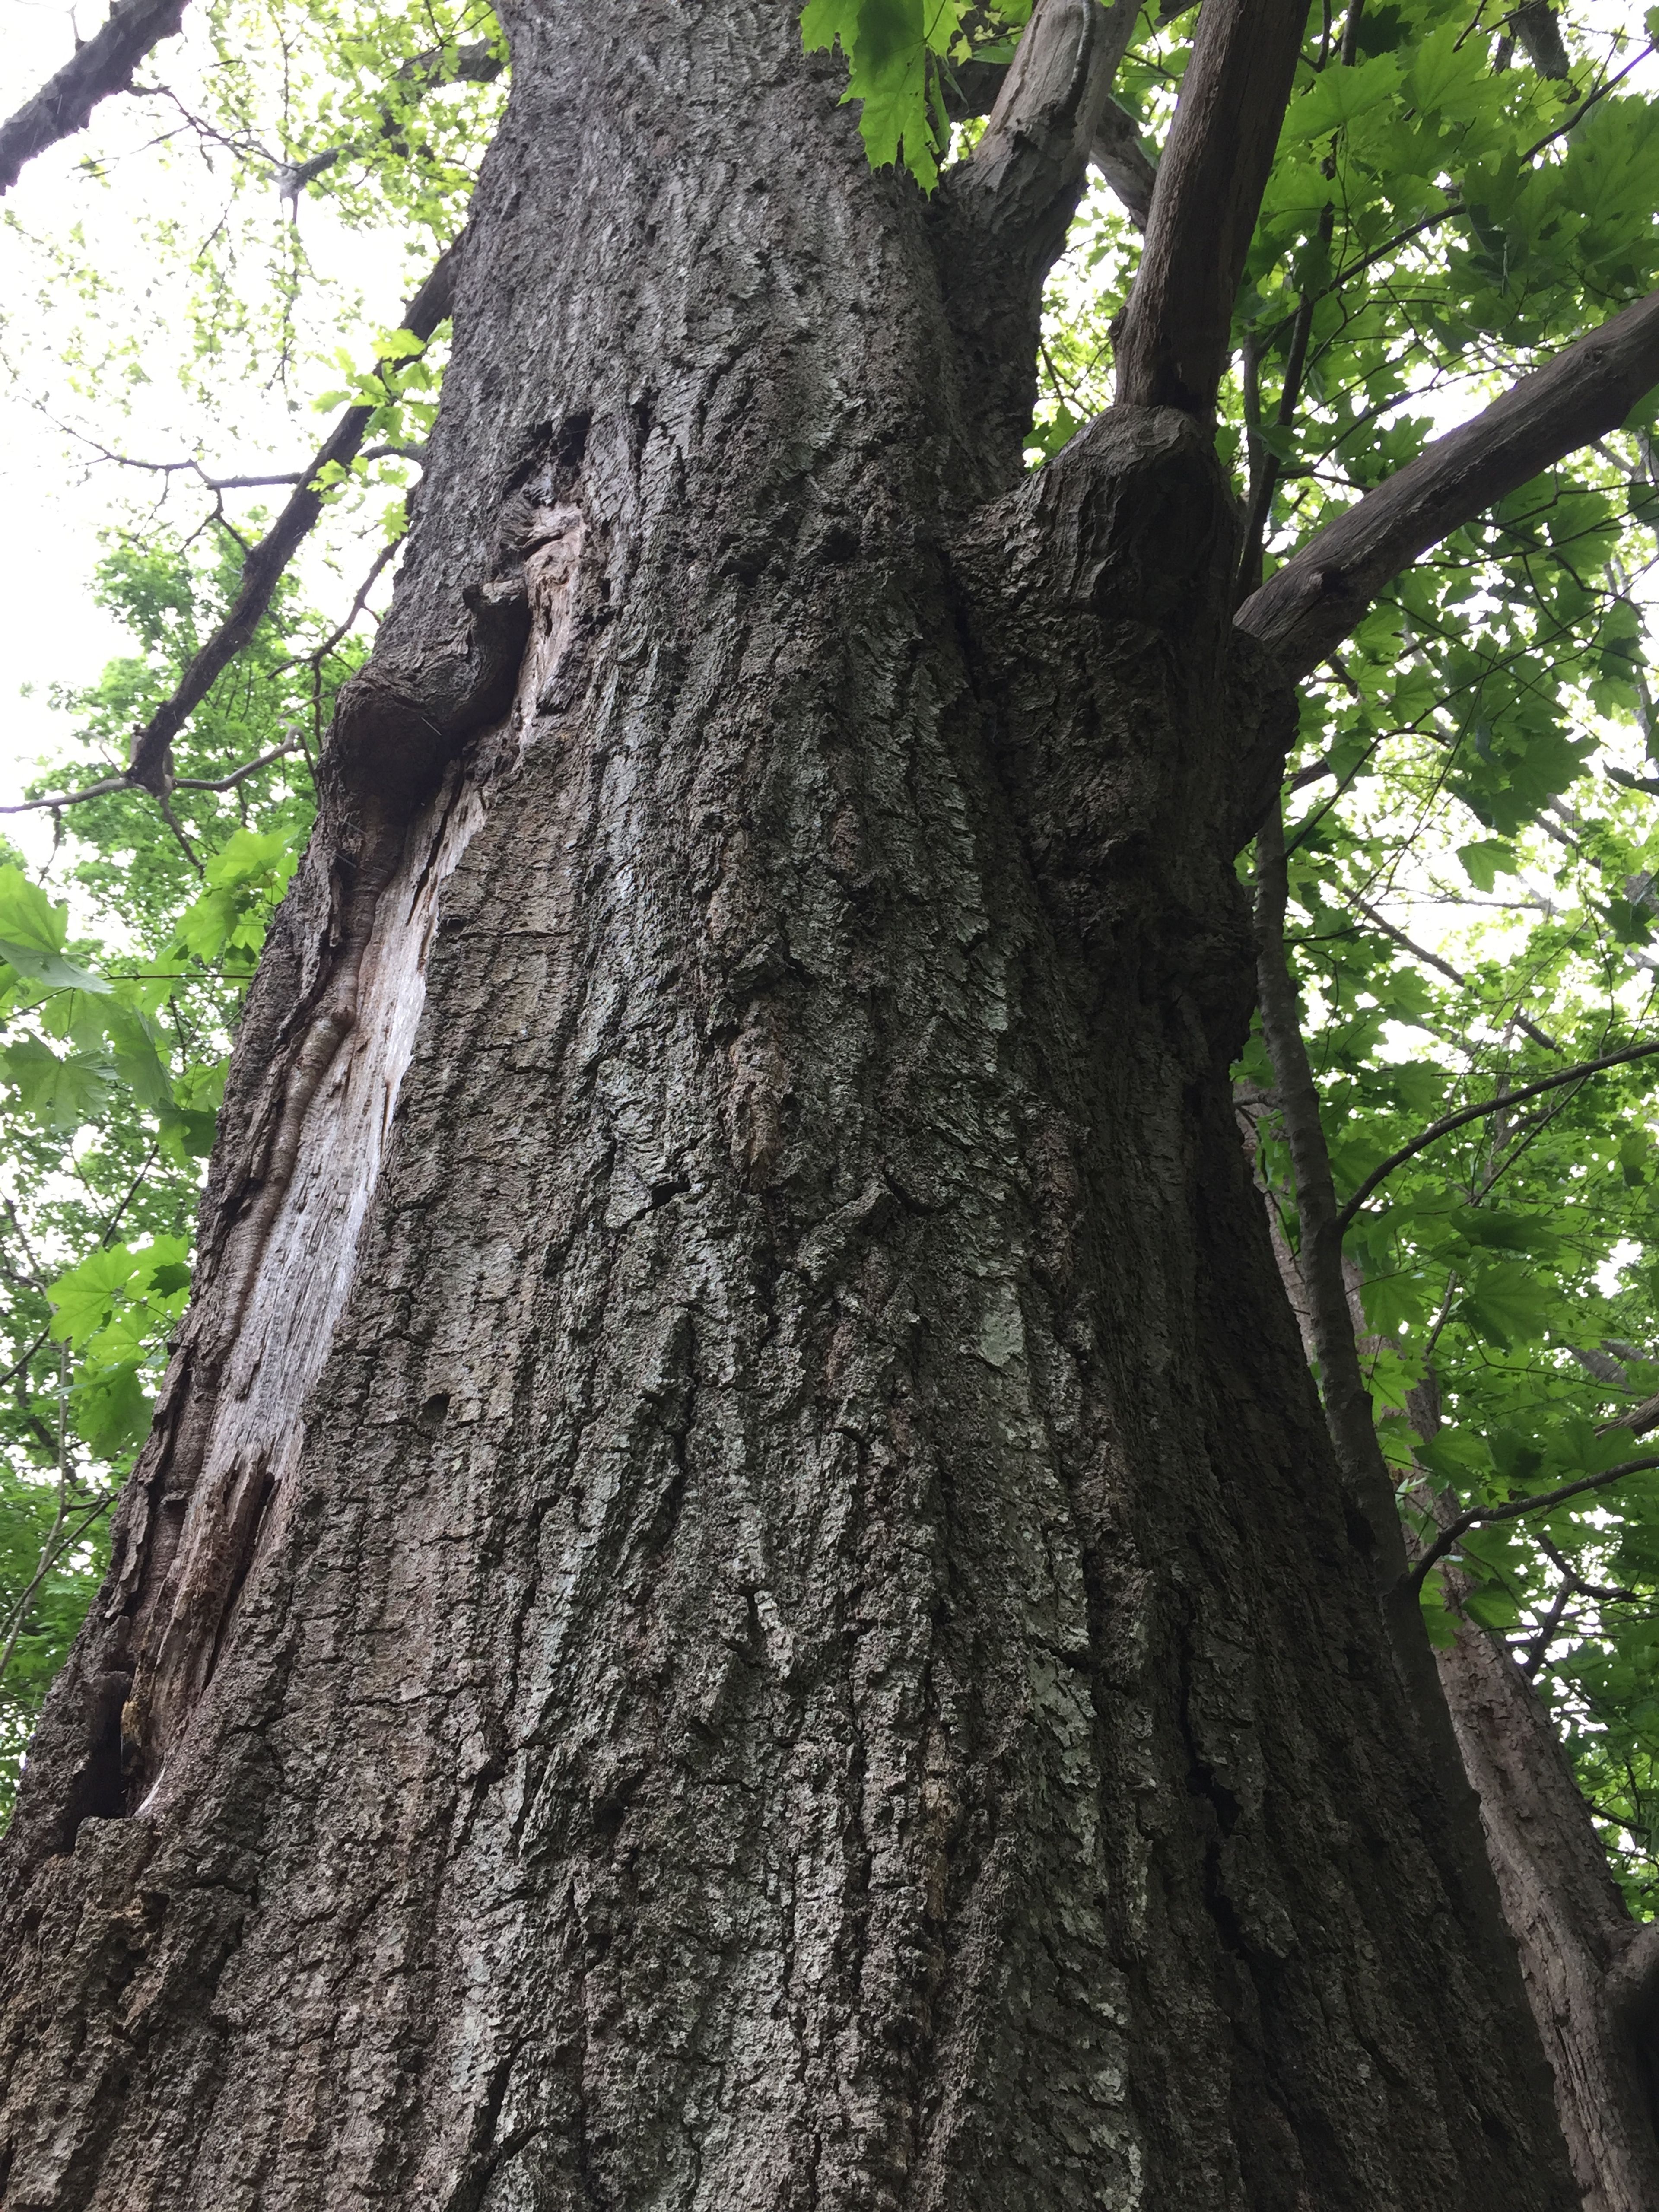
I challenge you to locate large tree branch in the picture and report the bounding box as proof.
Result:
[0,0,188,193]
[1113,0,1307,414]
[1235,288,1659,678]
[120,243,458,797]
[946,0,1137,261]
[944,44,1156,228]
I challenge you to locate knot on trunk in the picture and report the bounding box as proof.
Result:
[327,572,531,822]
[950,405,1293,1054]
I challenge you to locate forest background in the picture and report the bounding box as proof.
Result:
[3,0,1659,1936]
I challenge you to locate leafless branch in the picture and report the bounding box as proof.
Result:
[274,38,503,208]
[272,542,398,675]
[0,775,128,817]
[0,1487,116,1695]
[63,434,424,491]
[0,1325,53,1393]
[116,240,459,798]
[1,734,302,816]
[0,0,188,194]
[1114,0,1308,414]
[1089,95,1156,229]
[1346,892,1562,1053]
[176,737,303,792]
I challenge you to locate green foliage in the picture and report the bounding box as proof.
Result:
[0,532,327,1820]
[801,0,1032,188]
[1000,0,1659,1904]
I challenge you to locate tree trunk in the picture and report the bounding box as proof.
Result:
[0,5,1581,2205]
[1245,1114,1659,2210]
[1435,1619,1659,2211]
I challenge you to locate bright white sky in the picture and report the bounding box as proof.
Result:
[0,0,413,848]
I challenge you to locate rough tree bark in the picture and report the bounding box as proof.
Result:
[0,2,1590,2205]
[1436,1601,1659,2209]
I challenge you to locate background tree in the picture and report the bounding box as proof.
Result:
[2,0,1659,2203]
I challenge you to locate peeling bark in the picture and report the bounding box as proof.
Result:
[0,3,1583,2205]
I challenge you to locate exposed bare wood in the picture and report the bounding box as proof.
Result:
[120,243,458,798]
[1113,0,1307,413]
[947,0,1137,256]
[1236,287,1659,678]
[0,0,187,193]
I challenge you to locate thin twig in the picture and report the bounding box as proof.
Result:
[270,543,398,677]
[1335,1039,1659,1235]
[1411,1455,1659,1595]
[1348,892,1562,1052]
[2,734,300,815]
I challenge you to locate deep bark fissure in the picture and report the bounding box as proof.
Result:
[0,4,1589,2206]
